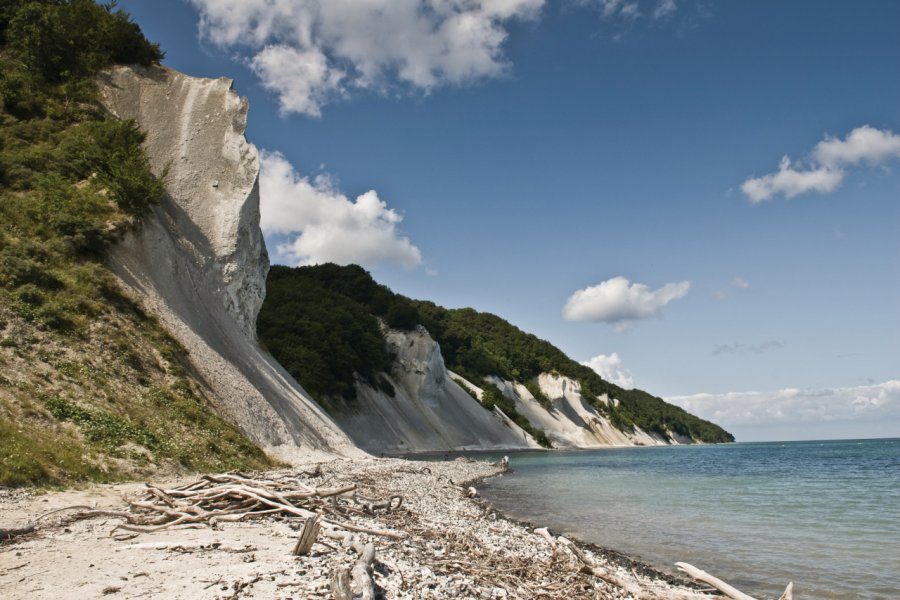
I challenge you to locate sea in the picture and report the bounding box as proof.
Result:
[475,438,900,600]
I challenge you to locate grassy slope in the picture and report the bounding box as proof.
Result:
[0,0,274,487]
[259,264,735,444]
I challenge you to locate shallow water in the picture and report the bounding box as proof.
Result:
[477,439,900,599]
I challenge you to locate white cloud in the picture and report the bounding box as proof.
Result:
[667,381,900,431]
[812,125,900,169]
[732,277,750,289]
[190,0,544,117]
[653,0,677,19]
[250,46,344,118]
[741,156,843,203]
[259,151,422,269]
[582,352,634,389]
[562,276,690,327]
[741,125,900,203]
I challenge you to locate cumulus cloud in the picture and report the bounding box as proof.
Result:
[190,0,544,116]
[812,124,900,169]
[741,156,843,203]
[741,125,900,203]
[562,276,690,328]
[249,46,344,118]
[582,352,634,389]
[259,151,422,269]
[666,381,900,431]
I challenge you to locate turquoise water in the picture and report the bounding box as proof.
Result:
[477,439,900,599]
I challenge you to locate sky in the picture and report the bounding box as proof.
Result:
[119,0,899,442]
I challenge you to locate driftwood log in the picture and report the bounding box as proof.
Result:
[322,526,377,599]
[292,514,322,556]
[331,567,352,600]
[676,562,793,600]
[350,540,377,600]
[0,505,98,542]
[78,473,402,539]
[0,524,35,542]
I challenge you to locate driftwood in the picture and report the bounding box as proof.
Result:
[331,567,352,600]
[93,474,403,539]
[292,514,321,556]
[0,505,97,542]
[533,527,648,596]
[120,541,255,553]
[350,540,377,600]
[2,472,404,546]
[353,491,403,514]
[323,526,377,599]
[534,528,716,600]
[676,562,793,600]
[0,524,35,541]
[558,535,646,597]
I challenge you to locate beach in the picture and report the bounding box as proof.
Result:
[0,457,710,599]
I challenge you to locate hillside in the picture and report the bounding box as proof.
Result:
[0,0,276,486]
[258,264,735,448]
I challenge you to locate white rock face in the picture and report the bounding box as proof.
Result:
[486,373,674,448]
[335,324,689,452]
[98,65,359,462]
[335,328,541,453]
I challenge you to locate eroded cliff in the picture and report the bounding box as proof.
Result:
[98,65,359,462]
[336,328,687,452]
[335,327,541,453]
[492,373,681,448]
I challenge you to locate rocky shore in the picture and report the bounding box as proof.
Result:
[0,458,713,599]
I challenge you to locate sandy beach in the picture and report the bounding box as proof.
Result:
[0,458,712,599]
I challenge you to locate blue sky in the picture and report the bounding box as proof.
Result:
[119,0,899,441]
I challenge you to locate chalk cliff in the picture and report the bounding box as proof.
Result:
[492,373,677,448]
[333,327,688,453]
[98,65,359,462]
[335,327,541,453]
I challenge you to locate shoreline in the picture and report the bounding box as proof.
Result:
[390,440,730,461]
[463,465,697,591]
[0,457,713,599]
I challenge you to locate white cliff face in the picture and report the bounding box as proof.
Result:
[98,65,359,461]
[486,373,675,448]
[335,327,541,453]
[335,325,687,452]
[100,65,266,337]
